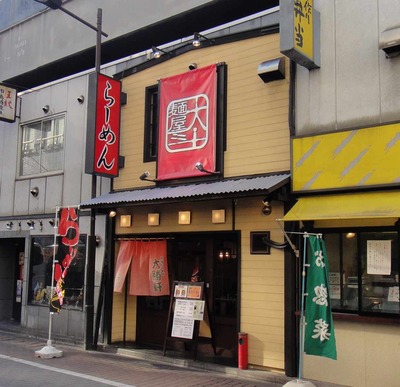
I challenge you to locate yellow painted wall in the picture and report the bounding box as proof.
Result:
[110,32,290,371]
[110,196,287,371]
[304,321,400,387]
[236,196,285,370]
[115,33,290,191]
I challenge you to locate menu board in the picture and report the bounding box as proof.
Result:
[171,283,204,339]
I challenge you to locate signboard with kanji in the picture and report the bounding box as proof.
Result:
[280,0,320,70]
[0,84,17,123]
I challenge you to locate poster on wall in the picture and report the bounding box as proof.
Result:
[157,64,218,180]
[367,240,391,275]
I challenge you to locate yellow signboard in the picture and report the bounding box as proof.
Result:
[292,123,400,192]
[294,0,314,60]
[280,0,319,69]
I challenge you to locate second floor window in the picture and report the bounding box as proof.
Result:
[143,85,158,162]
[20,115,65,176]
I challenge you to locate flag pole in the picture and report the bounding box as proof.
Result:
[35,206,63,359]
[282,229,317,387]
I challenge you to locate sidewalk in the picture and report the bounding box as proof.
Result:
[0,320,343,387]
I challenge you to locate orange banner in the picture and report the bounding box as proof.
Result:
[113,241,136,292]
[129,240,170,296]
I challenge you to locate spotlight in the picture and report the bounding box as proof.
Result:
[189,63,198,70]
[6,222,13,230]
[77,95,85,104]
[49,219,55,227]
[151,46,171,59]
[109,210,117,218]
[262,198,272,216]
[27,220,35,230]
[30,187,39,197]
[192,32,214,47]
[194,162,220,175]
[139,171,156,182]
[42,105,49,114]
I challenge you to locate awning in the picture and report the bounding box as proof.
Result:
[80,173,290,209]
[281,190,400,227]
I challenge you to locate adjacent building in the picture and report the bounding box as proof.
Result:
[281,1,400,386]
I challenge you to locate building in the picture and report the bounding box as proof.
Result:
[81,7,293,371]
[1,0,297,374]
[280,1,400,386]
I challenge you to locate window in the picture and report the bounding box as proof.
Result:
[143,85,158,162]
[29,235,86,310]
[324,231,399,316]
[20,115,65,176]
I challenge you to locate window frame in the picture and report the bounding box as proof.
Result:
[319,227,400,318]
[28,234,87,311]
[143,84,159,162]
[19,114,65,177]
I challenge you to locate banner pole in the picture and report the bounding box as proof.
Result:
[35,206,63,359]
[298,232,309,380]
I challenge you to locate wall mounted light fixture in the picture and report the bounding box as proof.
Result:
[195,162,220,175]
[6,222,13,230]
[192,32,214,47]
[139,171,157,182]
[77,95,85,104]
[42,105,50,114]
[148,213,160,226]
[262,198,272,216]
[212,209,226,224]
[30,187,39,197]
[178,211,191,225]
[109,210,117,218]
[49,219,55,227]
[152,46,170,59]
[27,220,35,230]
[120,214,132,228]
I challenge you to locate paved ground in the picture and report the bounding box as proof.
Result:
[0,322,345,387]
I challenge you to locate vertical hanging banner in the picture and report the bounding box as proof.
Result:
[304,235,337,360]
[157,64,217,180]
[50,207,80,313]
[85,73,122,177]
[0,83,17,123]
[280,0,320,69]
[129,240,170,296]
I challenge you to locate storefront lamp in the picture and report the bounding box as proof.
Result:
[212,209,225,224]
[148,213,160,226]
[120,215,132,228]
[178,211,191,225]
[6,222,13,230]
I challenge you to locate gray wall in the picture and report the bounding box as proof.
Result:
[295,0,400,136]
[0,0,212,81]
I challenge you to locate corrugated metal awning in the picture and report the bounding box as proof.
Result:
[80,173,290,209]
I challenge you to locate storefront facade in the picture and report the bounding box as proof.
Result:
[82,10,294,370]
[281,1,400,386]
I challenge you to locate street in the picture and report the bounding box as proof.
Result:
[0,332,283,387]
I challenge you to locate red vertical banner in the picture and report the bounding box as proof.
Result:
[157,64,217,180]
[50,207,80,313]
[129,240,169,296]
[93,73,121,177]
[113,241,136,293]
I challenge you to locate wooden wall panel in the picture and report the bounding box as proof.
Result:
[115,33,289,191]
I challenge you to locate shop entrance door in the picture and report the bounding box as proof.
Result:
[136,233,239,355]
[0,238,25,322]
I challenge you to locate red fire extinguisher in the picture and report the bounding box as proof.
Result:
[238,332,248,369]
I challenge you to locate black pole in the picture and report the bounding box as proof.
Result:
[85,8,103,351]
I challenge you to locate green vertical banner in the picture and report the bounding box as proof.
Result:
[304,235,337,360]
